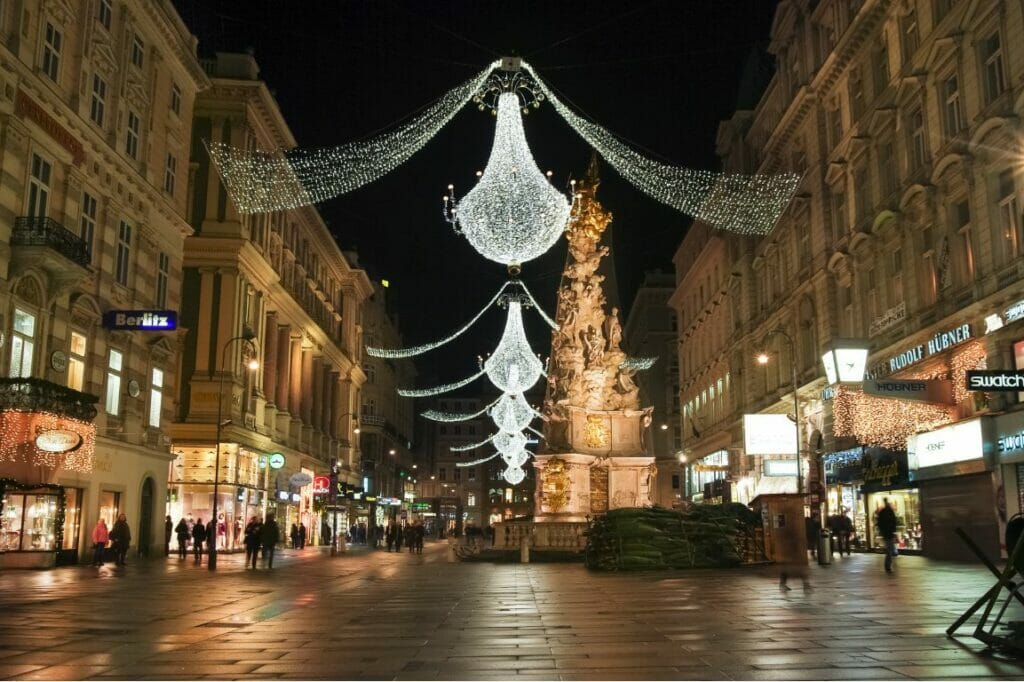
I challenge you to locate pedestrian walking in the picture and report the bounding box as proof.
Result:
[164,515,173,556]
[175,518,189,559]
[290,523,299,549]
[207,516,218,553]
[299,523,307,549]
[877,498,899,573]
[415,523,424,554]
[805,514,821,559]
[109,514,131,566]
[395,524,404,551]
[244,516,262,569]
[261,514,280,568]
[836,509,854,556]
[192,518,206,564]
[91,518,109,566]
[385,524,395,552]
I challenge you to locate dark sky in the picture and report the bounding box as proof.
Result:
[173,0,779,385]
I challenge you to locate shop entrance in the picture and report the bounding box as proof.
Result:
[138,477,154,557]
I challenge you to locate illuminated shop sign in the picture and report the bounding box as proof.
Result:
[886,324,972,373]
[984,299,1024,334]
[908,419,984,470]
[999,430,1024,456]
[102,310,177,331]
[763,459,798,477]
[863,378,953,404]
[268,453,285,469]
[967,370,1024,391]
[312,476,330,495]
[34,428,83,454]
[743,415,797,455]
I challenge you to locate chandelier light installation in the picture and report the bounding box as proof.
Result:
[207,59,801,236]
[443,92,572,268]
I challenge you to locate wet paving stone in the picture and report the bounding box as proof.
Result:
[0,544,1023,679]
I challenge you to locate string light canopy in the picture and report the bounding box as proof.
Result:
[206,59,799,236]
[443,91,572,268]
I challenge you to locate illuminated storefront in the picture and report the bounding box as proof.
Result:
[688,449,729,503]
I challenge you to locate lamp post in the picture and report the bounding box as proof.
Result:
[209,330,258,571]
[756,328,804,497]
[820,339,870,385]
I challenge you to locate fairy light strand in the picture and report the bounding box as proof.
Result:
[520,61,801,236]
[397,367,487,398]
[207,62,499,214]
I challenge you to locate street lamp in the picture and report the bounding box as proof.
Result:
[821,339,870,385]
[756,328,804,497]
[331,411,360,556]
[209,329,258,571]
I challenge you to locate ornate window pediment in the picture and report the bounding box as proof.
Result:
[89,39,118,78]
[42,0,77,26]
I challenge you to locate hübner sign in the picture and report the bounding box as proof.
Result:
[967,370,1024,391]
[886,323,972,373]
[102,310,177,331]
[863,378,954,404]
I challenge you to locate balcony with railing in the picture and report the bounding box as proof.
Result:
[0,377,99,421]
[10,217,91,280]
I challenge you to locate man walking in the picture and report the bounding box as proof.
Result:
[261,513,280,568]
[877,499,898,573]
[192,518,206,565]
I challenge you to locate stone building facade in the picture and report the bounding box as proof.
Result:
[675,0,1024,560]
[0,0,209,565]
[168,53,371,552]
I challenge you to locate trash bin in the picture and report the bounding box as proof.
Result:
[818,530,832,565]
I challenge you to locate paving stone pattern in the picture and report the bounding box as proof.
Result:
[0,543,1022,680]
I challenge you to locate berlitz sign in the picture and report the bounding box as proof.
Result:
[863,378,954,404]
[966,370,1024,391]
[102,310,177,331]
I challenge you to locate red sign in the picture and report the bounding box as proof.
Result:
[312,476,330,496]
[15,90,85,165]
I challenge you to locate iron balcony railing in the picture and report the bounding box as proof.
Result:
[12,216,90,267]
[0,377,99,421]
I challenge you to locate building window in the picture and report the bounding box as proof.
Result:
[998,170,1021,262]
[671,474,680,490]
[900,7,919,65]
[126,111,140,159]
[27,153,51,218]
[866,266,879,320]
[878,141,897,197]
[854,165,871,223]
[891,248,904,305]
[872,39,890,96]
[105,349,123,415]
[953,199,975,282]
[163,154,176,194]
[454,468,461,482]
[467,492,476,507]
[941,74,964,138]
[41,22,61,82]
[467,467,476,482]
[10,308,36,378]
[80,191,97,261]
[170,83,181,116]
[156,253,169,308]
[908,107,927,169]
[130,35,144,68]
[504,488,513,503]
[981,31,1007,104]
[148,367,163,428]
[439,467,446,482]
[827,105,843,149]
[453,425,461,436]
[830,188,846,241]
[97,0,112,29]
[67,332,87,391]
[89,75,106,126]
[115,220,131,286]
[933,0,955,21]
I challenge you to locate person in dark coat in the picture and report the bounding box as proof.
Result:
[164,515,173,556]
[174,518,189,559]
[261,514,280,568]
[244,516,262,569]
[395,524,404,551]
[109,514,131,566]
[877,499,899,573]
[298,523,307,549]
[290,523,299,549]
[192,518,206,564]
[835,510,854,556]
[804,515,821,559]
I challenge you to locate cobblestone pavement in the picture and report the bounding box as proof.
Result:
[0,543,1023,680]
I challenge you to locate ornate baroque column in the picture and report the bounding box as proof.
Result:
[262,312,279,403]
[312,357,325,433]
[329,371,342,439]
[289,336,302,417]
[301,348,314,425]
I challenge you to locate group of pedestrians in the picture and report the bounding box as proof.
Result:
[244,514,281,568]
[289,523,308,549]
[384,522,424,553]
[90,514,131,567]
[167,513,281,568]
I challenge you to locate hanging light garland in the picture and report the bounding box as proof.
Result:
[832,386,951,450]
[421,396,501,423]
[490,392,537,433]
[397,367,487,398]
[443,91,572,267]
[206,62,499,214]
[367,281,514,359]
[620,356,658,371]
[484,300,544,394]
[519,61,801,236]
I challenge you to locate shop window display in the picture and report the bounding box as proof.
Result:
[99,490,120,526]
[61,488,81,551]
[1,492,59,551]
[869,490,921,551]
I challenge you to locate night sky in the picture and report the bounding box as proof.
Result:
[173,0,779,384]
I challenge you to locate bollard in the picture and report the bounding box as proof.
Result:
[447,538,457,563]
[818,530,832,565]
[520,536,530,564]
[337,535,346,554]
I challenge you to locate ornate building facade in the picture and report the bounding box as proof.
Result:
[0,1,208,566]
[169,53,371,551]
[675,0,1024,560]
